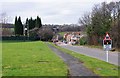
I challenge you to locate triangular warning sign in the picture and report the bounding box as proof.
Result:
[104,33,111,40]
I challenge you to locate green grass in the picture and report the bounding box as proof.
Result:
[0,41,2,77]
[2,41,67,76]
[59,32,66,36]
[50,43,119,76]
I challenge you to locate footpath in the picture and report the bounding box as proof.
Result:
[47,44,98,77]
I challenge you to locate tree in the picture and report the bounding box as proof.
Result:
[117,1,120,49]
[78,1,120,50]
[25,18,28,28]
[14,16,24,36]
[14,16,19,35]
[79,2,113,45]
[78,13,91,27]
[29,28,40,40]
[18,16,23,35]
[25,16,42,30]
[0,12,8,23]
[35,16,42,28]
[28,17,36,30]
[110,1,120,49]
[38,28,54,41]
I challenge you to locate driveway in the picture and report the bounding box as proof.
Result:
[59,43,119,66]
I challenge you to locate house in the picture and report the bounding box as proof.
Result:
[52,34,63,43]
[63,32,81,45]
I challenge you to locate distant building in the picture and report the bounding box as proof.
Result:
[0,23,14,36]
[64,32,81,45]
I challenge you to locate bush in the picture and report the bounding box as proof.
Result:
[29,28,40,41]
[80,37,87,45]
[38,28,54,41]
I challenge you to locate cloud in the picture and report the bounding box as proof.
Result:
[0,0,117,24]
[60,10,72,15]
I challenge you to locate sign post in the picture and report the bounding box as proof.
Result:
[106,51,108,62]
[103,33,112,62]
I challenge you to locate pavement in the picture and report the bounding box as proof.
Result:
[59,43,119,66]
[47,43,98,76]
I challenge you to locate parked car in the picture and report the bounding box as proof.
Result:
[63,40,67,44]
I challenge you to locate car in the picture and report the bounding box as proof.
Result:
[63,40,67,44]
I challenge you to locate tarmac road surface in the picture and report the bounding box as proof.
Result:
[59,43,119,66]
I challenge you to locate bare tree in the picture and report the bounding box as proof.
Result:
[38,27,54,41]
[116,1,120,49]
[109,1,120,49]
[78,12,91,27]
[0,12,8,24]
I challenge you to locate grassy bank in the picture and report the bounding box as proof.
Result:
[2,41,67,76]
[50,43,119,76]
[0,41,2,77]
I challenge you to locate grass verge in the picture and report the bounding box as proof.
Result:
[59,32,66,36]
[50,43,119,76]
[0,40,2,77]
[84,45,103,49]
[2,41,67,76]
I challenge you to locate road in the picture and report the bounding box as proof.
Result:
[59,44,119,66]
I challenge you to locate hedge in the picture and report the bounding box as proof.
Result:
[2,36,40,41]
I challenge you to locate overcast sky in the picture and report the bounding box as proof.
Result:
[0,0,117,25]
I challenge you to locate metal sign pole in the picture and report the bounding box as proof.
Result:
[103,33,112,63]
[106,51,108,62]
